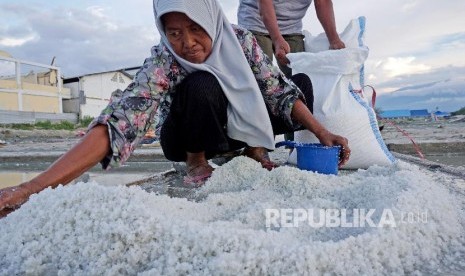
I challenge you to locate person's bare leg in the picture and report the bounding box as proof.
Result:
[0,124,111,215]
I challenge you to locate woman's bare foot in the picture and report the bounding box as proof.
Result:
[241,146,277,171]
[185,152,214,187]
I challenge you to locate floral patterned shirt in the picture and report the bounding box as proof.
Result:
[91,24,304,169]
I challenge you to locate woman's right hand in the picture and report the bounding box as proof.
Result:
[0,125,111,219]
[0,184,33,218]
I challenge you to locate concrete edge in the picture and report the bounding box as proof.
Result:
[392,152,465,178]
[0,148,168,163]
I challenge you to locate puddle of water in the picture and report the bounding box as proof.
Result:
[0,161,174,189]
[0,172,40,189]
[424,153,465,168]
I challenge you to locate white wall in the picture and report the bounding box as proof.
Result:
[64,82,80,98]
[64,71,132,118]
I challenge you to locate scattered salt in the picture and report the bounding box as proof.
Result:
[1,157,464,275]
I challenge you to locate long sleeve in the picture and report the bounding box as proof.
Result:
[90,44,185,169]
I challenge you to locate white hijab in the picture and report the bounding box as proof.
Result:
[153,0,275,150]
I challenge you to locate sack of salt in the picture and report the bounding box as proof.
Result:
[287,16,395,169]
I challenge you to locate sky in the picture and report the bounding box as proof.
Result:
[1,0,465,112]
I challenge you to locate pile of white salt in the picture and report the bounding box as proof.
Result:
[1,157,464,275]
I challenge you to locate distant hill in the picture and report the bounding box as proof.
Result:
[377,78,465,112]
[452,107,465,115]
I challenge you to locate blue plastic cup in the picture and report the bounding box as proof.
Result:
[276,141,341,175]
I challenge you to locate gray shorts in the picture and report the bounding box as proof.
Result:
[250,31,305,78]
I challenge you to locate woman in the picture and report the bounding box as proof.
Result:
[0,0,350,216]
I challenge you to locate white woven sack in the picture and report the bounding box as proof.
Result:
[287,16,395,169]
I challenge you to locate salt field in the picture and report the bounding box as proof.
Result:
[1,120,464,274]
[1,157,464,275]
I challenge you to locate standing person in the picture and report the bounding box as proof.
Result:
[238,0,346,142]
[0,0,350,218]
[238,0,345,77]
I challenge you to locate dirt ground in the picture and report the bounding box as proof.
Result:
[0,119,464,190]
[380,119,465,156]
[1,118,464,159]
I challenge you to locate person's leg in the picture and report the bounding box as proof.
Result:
[279,34,305,78]
[161,71,233,159]
[160,71,246,183]
[268,73,314,135]
[250,31,274,62]
[251,32,305,77]
[280,34,305,141]
[286,34,305,53]
[290,73,314,114]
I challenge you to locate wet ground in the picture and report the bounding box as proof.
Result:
[1,144,463,190]
[0,136,171,189]
[0,161,174,189]
[1,119,464,189]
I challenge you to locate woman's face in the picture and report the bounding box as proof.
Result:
[163,12,213,64]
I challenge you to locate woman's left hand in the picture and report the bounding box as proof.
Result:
[316,130,351,166]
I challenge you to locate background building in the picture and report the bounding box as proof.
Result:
[0,51,74,124]
[63,67,139,118]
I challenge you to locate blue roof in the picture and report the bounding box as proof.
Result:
[434,111,451,117]
[379,110,411,118]
[410,109,430,117]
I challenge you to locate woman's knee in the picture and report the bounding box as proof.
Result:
[291,73,312,91]
[179,71,222,100]
[291,73,314,112]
